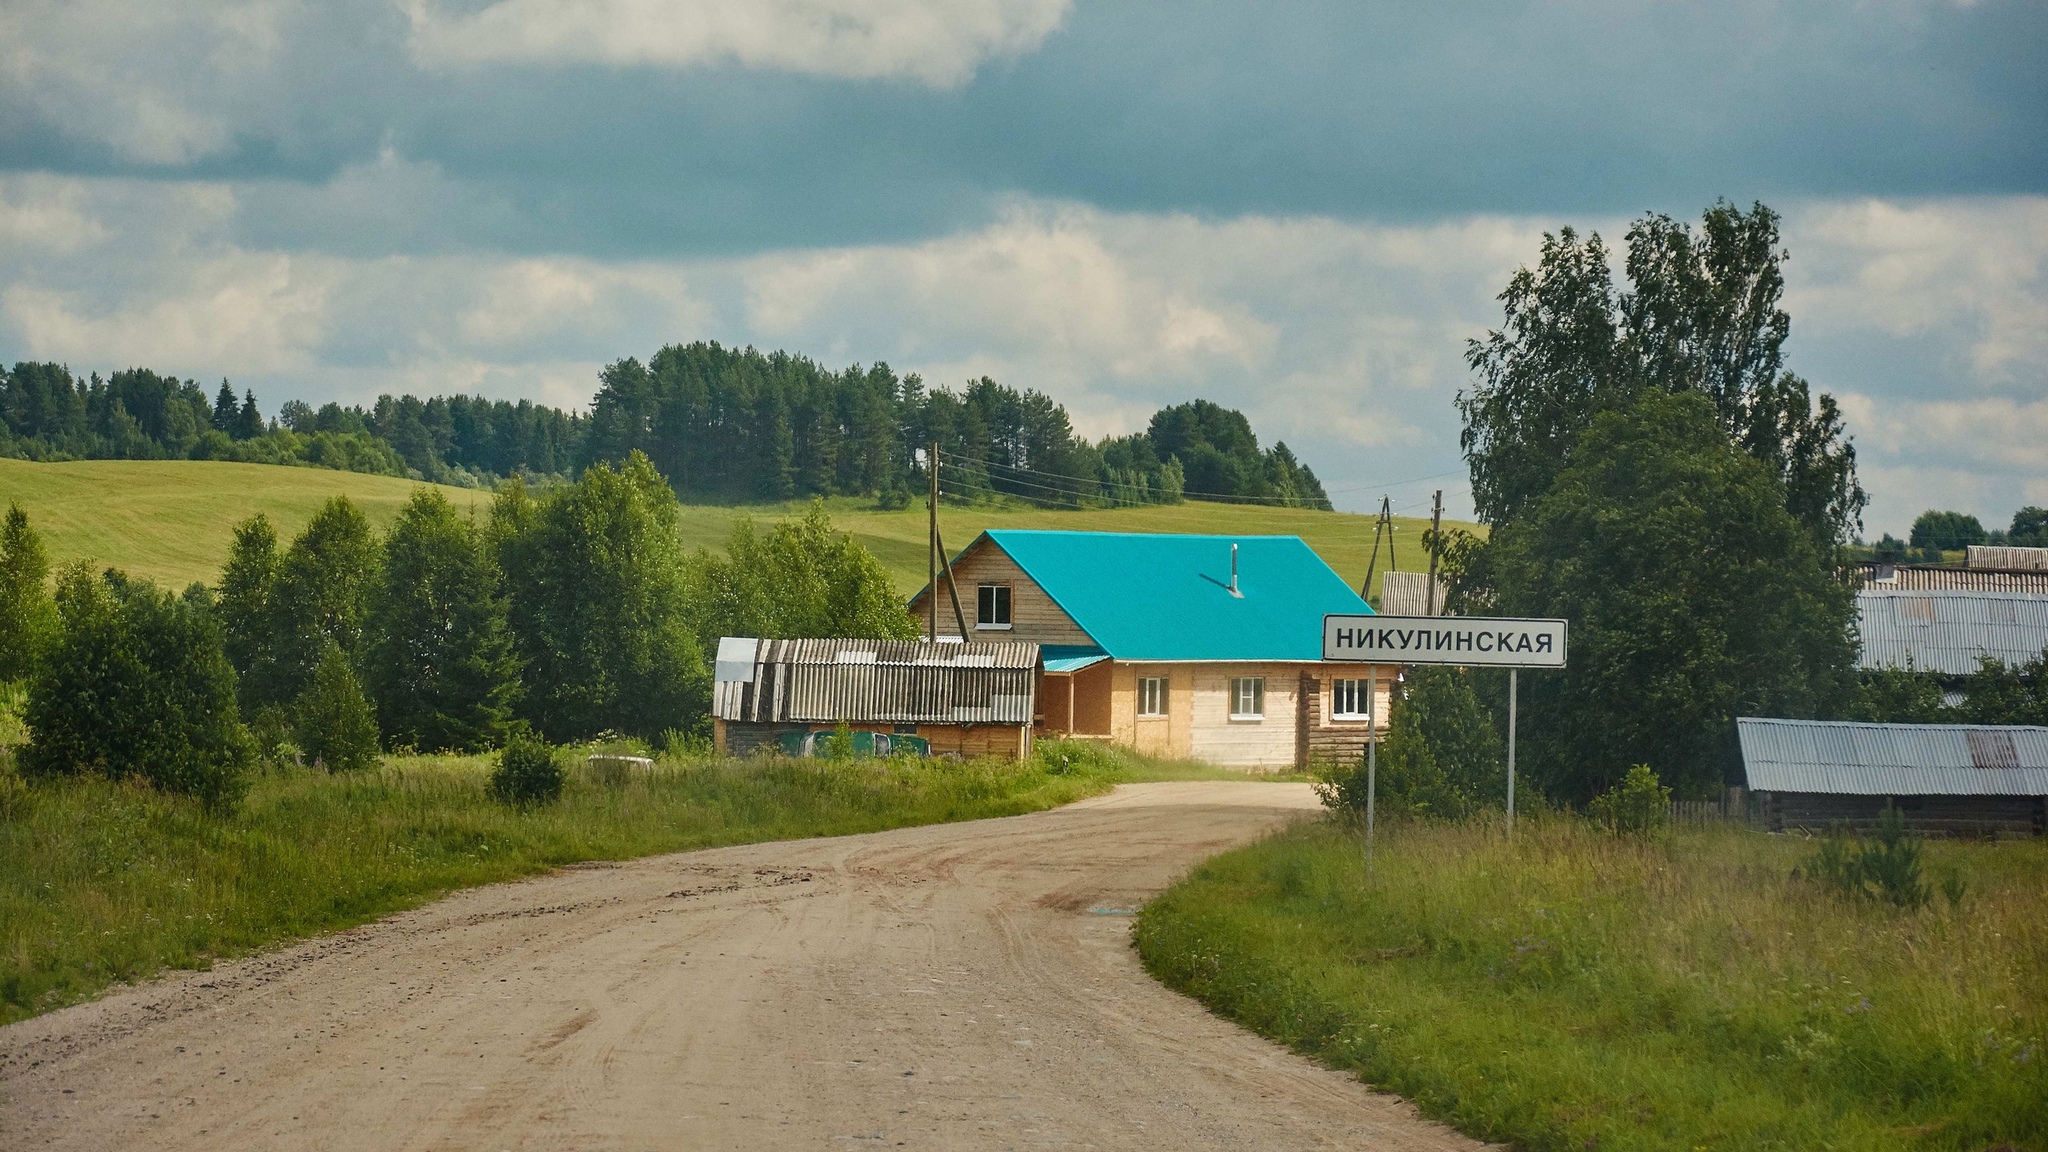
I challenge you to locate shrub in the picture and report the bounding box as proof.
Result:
[1587,764,1670,836]
[490,730,564,806]
[1799,804,1930,908]
[296,642,380,772]
[20,566,251,808]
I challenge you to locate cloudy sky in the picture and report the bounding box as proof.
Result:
[1,0,2043,530]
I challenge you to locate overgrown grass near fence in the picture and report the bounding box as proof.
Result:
[0,739,1152,1026]
[1136,815,2048,1151]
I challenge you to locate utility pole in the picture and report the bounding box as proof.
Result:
[1425,489,1443,616]
[928,441,939,642]
[927,442,969,639]
[1360,496,1396,605]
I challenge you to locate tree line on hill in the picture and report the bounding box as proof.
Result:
[0,453,916,807]
[0,344,1330,510]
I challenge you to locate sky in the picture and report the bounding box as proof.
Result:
[1,0,2043,532]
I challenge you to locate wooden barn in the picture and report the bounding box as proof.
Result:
[711,637,1040,760]
[907,530,1390,770]
[1737,717,2048,837]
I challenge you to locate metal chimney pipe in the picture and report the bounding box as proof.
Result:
[1230,542,1239,596]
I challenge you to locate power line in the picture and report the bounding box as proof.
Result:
[936,448,1334,508]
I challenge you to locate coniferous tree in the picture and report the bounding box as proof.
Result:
[0,503,55,681]
[266,497,378,704]
[366,490,520,752]
[21,565,251,806]
[297,640,380,771]
[212,381,240,433]
[236,390,263,440]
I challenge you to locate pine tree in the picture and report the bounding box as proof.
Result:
[366,490,520,752]
[297,641,380,772]
[0,503,55,681]
[236,390,264,441]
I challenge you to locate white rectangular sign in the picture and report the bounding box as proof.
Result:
[1322,614,1568,668]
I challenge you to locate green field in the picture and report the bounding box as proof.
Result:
[1136,816,2048,1151]
[0,458,1464,597]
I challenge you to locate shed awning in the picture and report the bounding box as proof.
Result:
[1737,717,2048,796]
[1042,645,1109,674]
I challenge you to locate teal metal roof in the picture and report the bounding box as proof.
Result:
[980,530,1372,662]
[1041,644,1110,673]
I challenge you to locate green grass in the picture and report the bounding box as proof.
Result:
[0,458,491,590]
[0,458,1468,598]
[0,736,1233,1026]
[1135,815,2048,1151]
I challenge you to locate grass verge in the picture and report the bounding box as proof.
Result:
[1134,815,2048,1151]
[0,737,1180,1026]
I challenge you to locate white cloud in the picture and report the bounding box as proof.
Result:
[403,0,1070,87]
[0,172,2041,527]
[0,0,297,164]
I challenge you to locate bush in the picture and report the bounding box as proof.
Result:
[20,566,252,808]
[490,730,564,806]
[296,642,380,772]
[1802,804,1929,908]
[1587,763,1670,836]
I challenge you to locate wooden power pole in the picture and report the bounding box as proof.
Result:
[1425,489,1443,616]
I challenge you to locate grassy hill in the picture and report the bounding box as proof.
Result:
[0,459,1471,598]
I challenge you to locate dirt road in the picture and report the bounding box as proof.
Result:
[0,782,1485,1150]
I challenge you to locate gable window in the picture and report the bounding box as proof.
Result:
[1332,678,1370,720]
[1138,676,1167,717]
[977,584,1012,629]
[1229,677,1265,720]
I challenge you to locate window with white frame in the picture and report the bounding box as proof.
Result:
[1229,677,1265,720]
[976,583,1012,628]
[1138,676,1167,717]
[1332,678,1370,719]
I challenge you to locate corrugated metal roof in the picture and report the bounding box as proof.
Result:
[1737,717,2048,796]
[712,637,1039,725]
[1857,565,2048,595]
[1856,590,2048,675]
[1968,545,2048,571]
[926,531,1373,662]
[1379,571,1445,617]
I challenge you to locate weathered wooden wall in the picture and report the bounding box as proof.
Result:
[1757,791,2045,837]
[717,719,1032,761]
[908,540,1094,646]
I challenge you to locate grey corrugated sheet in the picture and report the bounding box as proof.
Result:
[1857,565,2048,595]
[1968,545,2048,571]
[1856,590,2048,675]
[1737,717,2048,796]
[713,637,1039,724]
[1379,571,1445,617]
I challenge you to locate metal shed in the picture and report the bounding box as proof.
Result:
[1737,717,2048,836]
[712,637,1041,760]
[1855,590,2048,676]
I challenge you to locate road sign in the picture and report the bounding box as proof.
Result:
[1322,614,1567,668]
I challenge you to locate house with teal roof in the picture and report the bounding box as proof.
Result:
[907,530,1390,769]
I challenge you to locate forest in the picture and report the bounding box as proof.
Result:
[0,344,1330,510]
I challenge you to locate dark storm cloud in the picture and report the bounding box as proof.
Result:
[4,1,2041,257]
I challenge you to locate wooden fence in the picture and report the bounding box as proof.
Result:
[1668,796,1759,827]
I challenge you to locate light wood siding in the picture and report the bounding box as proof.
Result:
[1117,664,1192,759]
[907,539,1095,646]
[1185,663,1304,769]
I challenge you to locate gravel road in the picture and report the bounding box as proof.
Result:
[0,781,1486,1150]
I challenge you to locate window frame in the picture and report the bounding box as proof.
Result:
[976,583,1013,630]
[1228,676,1266,721]
[1138,676,1168,718]
[1331,677,1370,720]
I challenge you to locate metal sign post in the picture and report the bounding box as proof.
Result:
[1365,666,1377,877]
[1324,614,1566,838]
